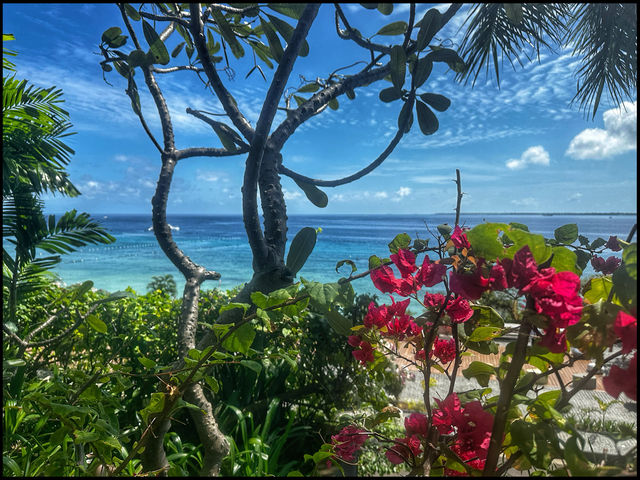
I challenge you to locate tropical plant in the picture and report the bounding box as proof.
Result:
[2,35,115,325]
[95,4,637,474]
[147,274,178,298]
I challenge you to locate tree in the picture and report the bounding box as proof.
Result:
[98,3,636,475]
[2,34,116,325]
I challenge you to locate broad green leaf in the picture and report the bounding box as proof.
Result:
[554,224,578,244]
[468,326,504,342]
[345,88,356,100]
[622,243,636,279]
[550,246,579,274]
[266,13,309,57]
[87,314,107,334]
[584,277,614,304]
[369,255,383,270]
[590,237,607,250]
[260,17,283,63]
[73,430,100,444]
[171,42,185,58]
[140,392,165,424]
[416,8,441,50]
[219,302,250,314]
[294,179,328,208]
[375,21,407,36]
[466,223,509,261]
[222,322,255,354]
[4,359,26,367]
[336,259,357,275]
[297,83,320,93]
[509,222,529,231]
[397,99,413,133]
[388,232,411,254]
[418,92,451,112]
[505,229,551,264]
[142,20,170,65]
[390,45,406,90]
[138,356,156,368]
[379,86,403,103]
[326,310,353,336]
[416,100,438,135]
[412,56,433,88]
[240,359,263,375]
[128,49,149,68]
[611,265,635,308]
[469,305,505,328]
[377,3,393,15]
[211,10,244,59]
[427,47,465,73]
[102,27,122,44]
[123,4,141,21]
[328,98,339,110]
[303,280,340,312]
[267,3,306,19]
[462,361,495,387]
[286,227,317,274]
[204,375,220,393]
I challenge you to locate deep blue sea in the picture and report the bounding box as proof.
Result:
[39,213,636,297]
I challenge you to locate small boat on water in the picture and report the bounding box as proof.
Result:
[147,224,180,231]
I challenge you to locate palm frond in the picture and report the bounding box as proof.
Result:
[565,4,637,119]
[456,3,572,87]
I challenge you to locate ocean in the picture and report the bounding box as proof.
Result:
[37,213,636,299]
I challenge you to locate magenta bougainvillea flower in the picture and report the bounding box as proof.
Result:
[603,353,637,401]
[404,412,428,437]
[424,292,446,309]
[363,302,389,329]
[385,435,422,465]
[390,248,417,278]
[449,266,490,300]
[524,271,583,328]
[538,327,568,353]
[432,393,494,465]
[370,264,400,294]
[331,425,369,462]
[446,297,474,323]
[430,337,456,364]
[614,311,637,354]
[416,255,447,287]
[605,235,622,252]
[488,263,508,291]
[591,255,622,275]
[451,225,471,250]
[352,340,375,365]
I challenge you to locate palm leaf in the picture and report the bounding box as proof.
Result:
[456,4,571,87]
[565,4,637,119]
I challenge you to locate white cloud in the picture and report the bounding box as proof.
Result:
[374,191,388,199]
[282,189,302,201]
[565,101,637,160]
[568,192,583,201]
[391,186,411,202]
[506,145,550,170]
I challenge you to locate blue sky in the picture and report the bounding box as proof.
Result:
[3,3,637,216]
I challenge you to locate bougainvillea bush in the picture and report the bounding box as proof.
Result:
[305,221,636,476]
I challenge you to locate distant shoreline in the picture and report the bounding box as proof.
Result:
[49,212,637,217]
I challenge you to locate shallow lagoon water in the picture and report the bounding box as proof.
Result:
[32,213,636,299]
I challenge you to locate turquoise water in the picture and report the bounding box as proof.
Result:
[32,213,637,297]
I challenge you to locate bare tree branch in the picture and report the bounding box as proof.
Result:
[242,3,321,271]
[151,65,204,74]
[189,4,255,142]
[138,10,190,27]
[278,93,415,187]
[334,4,393,54]
[175,146,249,160]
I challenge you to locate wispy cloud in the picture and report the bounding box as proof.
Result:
[506,146,550,170]
[565,101,637,160]
[392,186,412,202]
